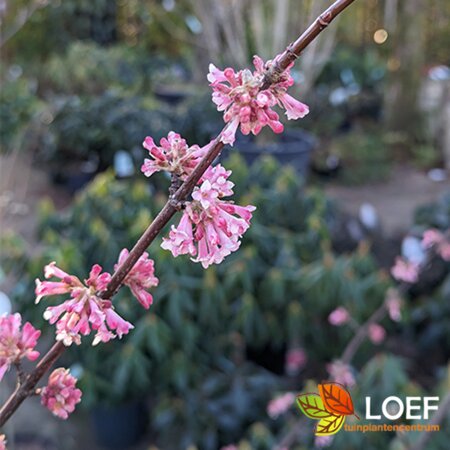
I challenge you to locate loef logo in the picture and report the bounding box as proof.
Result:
[296,382,359,436]
[296,384,441,435]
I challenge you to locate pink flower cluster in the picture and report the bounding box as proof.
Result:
[35,262,133,346]
[422,229,450,261]
[0,313,40,381]
[368,323,386,344]
[327,360,355,387]
[390,257,419,284]
[141,131,206,180]
[267,392,295,419]
[285,347,307,376]
[115,249,159,309]
[208,55,309,145]
[315,435,334,448]
[328,307,350,326]
[40,368,82,420]
[0,434,6,450]
[162,164,256,268]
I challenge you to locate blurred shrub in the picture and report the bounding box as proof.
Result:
[329,127,391,185]
[0,76,41,152]
[39,42,189,97]
[411,192,450,370]
[40,42,152,96]
[38,92,172,170]
[414,191,450,230]
[5,0,119,62]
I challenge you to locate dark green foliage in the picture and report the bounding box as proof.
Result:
[414,192,450,230]
[329,128,391,185]
[0,77,41,152]
[39,93,172,170]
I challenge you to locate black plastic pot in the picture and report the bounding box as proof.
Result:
[90,401,147,449]
[234,129,316,176]
[154,86,190,106]
[51,159,99,194]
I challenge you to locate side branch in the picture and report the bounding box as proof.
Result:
[0,342,65,426]
[262,0,357,88]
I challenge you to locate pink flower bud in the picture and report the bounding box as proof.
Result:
[285,347,307,375]
[327,360,355,387]
[115,249,159,310]
[328,307,350,326]
[36,263,133,346]
[267,392,295,418]
[315,435,334,448]
[162,164,255,268]
[141,131,208,179]
[41,368,82,420]
[209,54,308,144]
[0,313,41,381]
[368,323,386,344]
[391,257,419,283]
[0,434,6,450]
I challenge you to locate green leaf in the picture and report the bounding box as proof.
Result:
[296,394,331,419]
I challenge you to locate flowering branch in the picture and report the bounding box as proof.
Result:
[340,301,389,365]
[0,0,358,429]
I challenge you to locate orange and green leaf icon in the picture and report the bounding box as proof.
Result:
[296,382,358,436]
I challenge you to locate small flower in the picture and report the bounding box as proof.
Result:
[191,180,218,209]
[35,262,133,346]
[41,368,82,420]
[0,434,6,450]
[315,435,334,448]
[285,347,307,376]
[0,313,41,381]
[115,249,159,309]
[368,323,386,344]
[439,242,450,261]
[162,164,255,268]
[327,360,355,387]
[140,131,207,179]
[390,257,419,283]
[422,228,450,261]
[267,392,295,419]
[385,288,402,322]
[208,55,309,146]
[422,229,444,249]
[220,446,238,450]
[328,307,350,326]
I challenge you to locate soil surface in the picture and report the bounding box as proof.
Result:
[324,165,450,237]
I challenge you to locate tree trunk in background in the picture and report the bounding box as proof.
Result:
[384,0,425,136]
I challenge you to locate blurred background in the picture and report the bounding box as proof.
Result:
[0,0,449,449]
